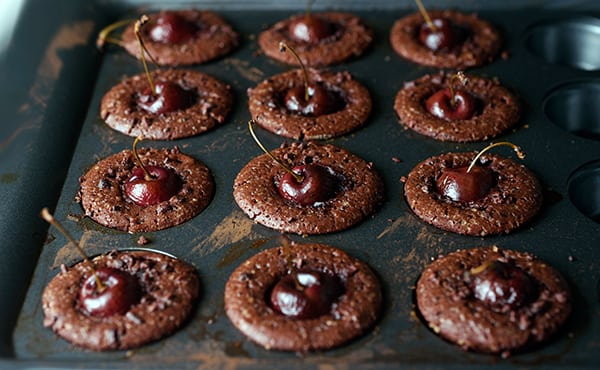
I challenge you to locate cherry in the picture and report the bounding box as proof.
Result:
[79,267,142,317]
[288,15,336,44]
[278,41,345,117]
[124,165,182,207]
[469,261,535,310]
[247,120,341,206]
[148,11,197,44]
[436,142,526,202]
[419,18,460,51]
[436,166,494,202]
[40,209,142,318]
[136,81,195,115]
[278,164,339,206]
[269,269,344,319]
[426,88,477,121]
[284,83,344,116]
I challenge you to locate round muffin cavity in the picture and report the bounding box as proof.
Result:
[390,10,502,69]
[42,250,200,351]
[233,142,384,235]
[248,68,371,140]
[416,246,571,357]
[100,69,232,140]
[78,147,214,233]
[394,72,521,142]
[224,242,382,351]
[259,12,373,67]
[121,10,239,66]
[403,151,543,236]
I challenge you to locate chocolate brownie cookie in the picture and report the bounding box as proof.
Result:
[225,242,382,351]
[416,246,571,357]
[248,68,371,140]
[259,12,373,67]
[394,72,521,142]
[233,142,384,235]
[100,69,232,140]
[42,250,200,351]
[121,10,238,66]
[390,10,502,69]
[403,151,543,236]
[78,146,213,233]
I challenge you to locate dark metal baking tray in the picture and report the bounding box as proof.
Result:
[1,1,599,369]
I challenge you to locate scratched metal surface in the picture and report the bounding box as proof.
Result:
[1,1,599,369]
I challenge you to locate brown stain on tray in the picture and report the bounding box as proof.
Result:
[31,20,95,107]
[52,229,120,268]
[222,58,264,82]
[190,209,259,257]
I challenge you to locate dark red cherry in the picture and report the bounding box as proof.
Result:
[149,11,197,44]
[288,16,335,43]
[124,165,182,207]
[79,267,142,317]
[269,269,344,319]
[419,18,459,51]
[137,81,195,115]
[436,166,495,202]
[425,88,477,121]
[469,261,535,310]
[278,164,339,206]
[284,84,344,117]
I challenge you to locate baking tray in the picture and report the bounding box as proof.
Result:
[1,0,599,369]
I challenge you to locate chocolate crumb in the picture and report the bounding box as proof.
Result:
[137,236,151,245]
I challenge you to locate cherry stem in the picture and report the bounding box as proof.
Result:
[131,136,154,181]
[280,237,304,291]
[248,120,303,182]
[96,18,134,50]
[306,0,317,20]
[415,0,436,31]
[469,260,492,275]
[449,71,468,107]
[40,208,105,292]
[279,41,310,102]
[134,15,159,96]
[466,141,526,173]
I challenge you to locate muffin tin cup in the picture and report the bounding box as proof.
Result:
[525,17,600,71]
[568,160,600,222]
[543,81,600,140]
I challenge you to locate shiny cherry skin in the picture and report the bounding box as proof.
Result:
[288,16,336,43]
[278,164,339,206]
[269,269,344,319]
[79,267,142,317]
[436,166,495,202]
[425,88,477,121]
[419,18,459,51]
[124,165,182,207]
[470,261,535,310]
[137,81,195,115]
[284,84,344,117]
[149,11,197,44]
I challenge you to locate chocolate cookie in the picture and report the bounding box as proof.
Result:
[248,68,371,140]
[394,72,521,142]
[233,142,384,235]
[100,69,232,140]
[390,10,502,69]
[403,151,543,236]
[225,242,382,351]
[78,146,213,233]
[42,250,200,351]
[416,246,571,357]
[259,12,373,67]
[121,10,239,66]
